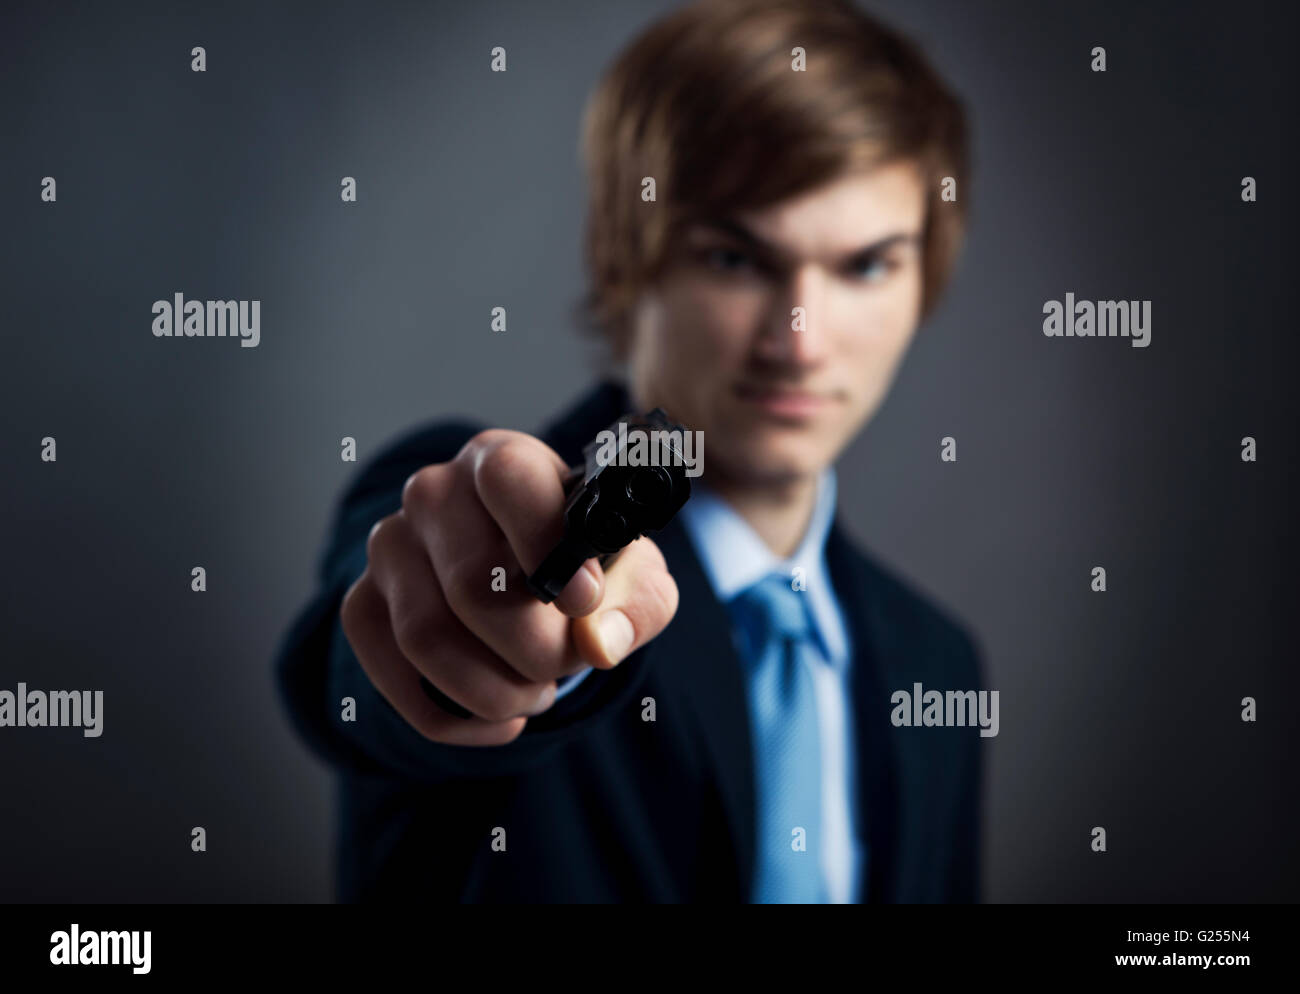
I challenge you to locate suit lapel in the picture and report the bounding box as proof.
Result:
[537,380,758,900]
[644,516,756,901]
[651,513,913,904]
[826,519,904,902]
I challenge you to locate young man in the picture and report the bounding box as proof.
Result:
[277,0,982,903]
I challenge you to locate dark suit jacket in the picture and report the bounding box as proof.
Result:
[274,380,985,902]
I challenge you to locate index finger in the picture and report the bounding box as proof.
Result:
[465,430,605,617]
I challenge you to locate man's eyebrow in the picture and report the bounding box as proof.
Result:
[691,217,920,266]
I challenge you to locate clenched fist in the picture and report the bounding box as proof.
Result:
[340,429,680,746]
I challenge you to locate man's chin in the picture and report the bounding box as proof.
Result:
[705,440,830,490]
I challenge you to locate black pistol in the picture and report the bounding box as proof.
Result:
[527,407,693,602]
[419,408,694,718]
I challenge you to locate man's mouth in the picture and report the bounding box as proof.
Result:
[732,382,830,419]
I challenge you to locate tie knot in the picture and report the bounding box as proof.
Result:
[730,572,813,644]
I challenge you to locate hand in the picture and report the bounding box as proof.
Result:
[340,429,680,746]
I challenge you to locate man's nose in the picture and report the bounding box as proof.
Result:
[754,263,830,366]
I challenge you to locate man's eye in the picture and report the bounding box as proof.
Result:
[849,255,896,283]
[702,247,755,273]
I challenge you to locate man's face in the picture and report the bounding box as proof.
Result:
[627,161,928,489]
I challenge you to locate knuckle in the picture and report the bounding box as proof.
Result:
[339,574,371,644]
[401,464,449,515]
[456,428,512,466]
[505,614,568,678]
[390,605,443,666]
[364,513,399,566]
[473,436,535,495]
[438,559,481,621]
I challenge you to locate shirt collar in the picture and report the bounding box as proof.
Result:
[679,466,840,664]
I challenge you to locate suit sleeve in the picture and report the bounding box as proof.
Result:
[273,420,654,785]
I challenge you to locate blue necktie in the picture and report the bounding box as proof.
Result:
[728,572,826,904]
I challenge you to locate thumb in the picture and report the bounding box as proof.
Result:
[571,537,679,668]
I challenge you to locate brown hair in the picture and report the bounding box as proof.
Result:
[577,0,971,360]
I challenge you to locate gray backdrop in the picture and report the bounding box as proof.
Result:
[2,0,1296,902]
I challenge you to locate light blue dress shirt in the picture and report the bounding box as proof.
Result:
[554,467,865,903]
